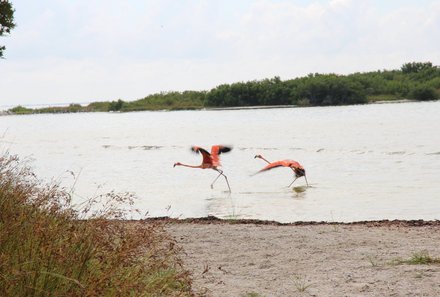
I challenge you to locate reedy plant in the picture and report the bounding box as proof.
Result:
[0,153,192,296]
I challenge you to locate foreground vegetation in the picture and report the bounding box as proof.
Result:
[0,153,192,296]
[8,62,440,114]
[392,251,440,265]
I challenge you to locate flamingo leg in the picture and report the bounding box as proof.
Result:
[287,177,299,188]
[212,169,231,192]
[223,173,231,192]
[210,171,223,189]
[289,167,309,187]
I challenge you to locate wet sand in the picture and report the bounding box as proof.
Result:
[161,218,440,296]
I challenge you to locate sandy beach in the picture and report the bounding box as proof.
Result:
[162,218,440,297]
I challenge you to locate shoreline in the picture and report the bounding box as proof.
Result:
[1,99,424,116]
[139,215,440,227]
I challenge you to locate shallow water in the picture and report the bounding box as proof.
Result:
[1,101,440,222]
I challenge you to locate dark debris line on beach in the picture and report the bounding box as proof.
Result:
[139,215,440,227]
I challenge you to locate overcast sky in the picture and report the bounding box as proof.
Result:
[1,0,440,107]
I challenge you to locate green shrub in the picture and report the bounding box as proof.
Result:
[68,103,83,112]
[9,105,33,114]
[409,85,439,101]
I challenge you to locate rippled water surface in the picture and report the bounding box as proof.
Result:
[1,101,440,222]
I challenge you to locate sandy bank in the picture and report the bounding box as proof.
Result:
[158,218,440,296]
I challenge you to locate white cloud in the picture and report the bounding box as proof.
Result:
[1,0,440,106]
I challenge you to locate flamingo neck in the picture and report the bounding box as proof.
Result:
[176,163,202,169]
[259,156,271,164]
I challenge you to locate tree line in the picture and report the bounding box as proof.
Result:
[204,62,440,107]
[8,62,440,114]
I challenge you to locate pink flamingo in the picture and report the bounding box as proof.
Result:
[254,154,308,187]
[174,145,232,191]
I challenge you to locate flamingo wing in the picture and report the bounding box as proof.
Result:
[191,146,212,164]
[210,145,232,167]
[258,160,290,173]
[286,160,303,170]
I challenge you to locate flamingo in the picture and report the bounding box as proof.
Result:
[174,145,232,191]
[254,154,308,187]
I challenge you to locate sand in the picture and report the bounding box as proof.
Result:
[163,218,440,297]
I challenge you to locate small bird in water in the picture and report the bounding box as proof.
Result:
[254,154,308,187]
[174,145,232,191]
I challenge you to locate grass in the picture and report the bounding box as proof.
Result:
[240,293,266,297]
[366,255,380,267]
[329,212,340,232]
[292,274,313,293]
[0,153,192,296]
[391,251,440,265]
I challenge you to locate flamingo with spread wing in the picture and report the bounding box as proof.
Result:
[254,154,308,187]
[174,145,232,191]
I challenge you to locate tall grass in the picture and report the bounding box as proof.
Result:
[0,153,192,296]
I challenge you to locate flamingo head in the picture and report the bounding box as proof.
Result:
[173,162,181,167]
[295,167,306,177]
[254,154,262,159]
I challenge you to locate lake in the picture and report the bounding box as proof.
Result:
[1,101,439,222]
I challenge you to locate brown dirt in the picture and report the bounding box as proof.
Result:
[154,217,440,296]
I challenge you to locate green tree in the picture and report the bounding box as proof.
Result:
[409,84,439,101]
[294,75,367,106]
[0,0,16,58]
[67,103,82,112]
[109,99,125,111]
[401,62,434,74]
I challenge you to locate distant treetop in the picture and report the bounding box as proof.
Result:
[401,62,436,74]
[0,0,16,58]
